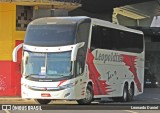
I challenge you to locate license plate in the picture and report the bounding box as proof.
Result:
[145,81,151,84]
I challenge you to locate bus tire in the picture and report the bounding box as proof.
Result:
[76,85,93,105]
[35,99,51,104]
[120,84,128,102]
[127,85,134,101]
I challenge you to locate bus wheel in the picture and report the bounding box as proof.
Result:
[35,99,51,104]
[127,85,134,101]
[120,85,128,102]
[76,85,93,105]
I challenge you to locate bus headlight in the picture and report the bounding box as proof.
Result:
[60,81,78,89]
[22,83,28,88]
[60,83,74,89]
[23,81,78,91]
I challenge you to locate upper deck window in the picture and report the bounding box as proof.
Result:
[24,24,77,46]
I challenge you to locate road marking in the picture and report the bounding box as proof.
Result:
[144,97,160,101]
[124,110,138,113]
[153,98,160,100]
[4,110,10,113]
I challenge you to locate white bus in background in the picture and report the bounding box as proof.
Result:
[13,16,144,105]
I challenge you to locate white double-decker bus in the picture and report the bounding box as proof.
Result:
[13,16,144,105]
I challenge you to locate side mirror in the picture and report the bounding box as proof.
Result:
[12,43,23,62]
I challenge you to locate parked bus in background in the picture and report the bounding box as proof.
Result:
[13,16,144,104]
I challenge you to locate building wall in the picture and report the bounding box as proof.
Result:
[0,3,25,96]
[117,14,137,26]
[139,18,153,27]
[116,14,153,27]
[145,42,160,85]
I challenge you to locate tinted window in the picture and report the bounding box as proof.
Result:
[76,22,91,76]
[91,25,144,53]
[24,24,77,47]
[113,30,143,53]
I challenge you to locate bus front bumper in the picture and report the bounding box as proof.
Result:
[21,85,77,100]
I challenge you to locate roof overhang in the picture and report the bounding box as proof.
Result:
[0,1,81,11]
[81,0,154,12]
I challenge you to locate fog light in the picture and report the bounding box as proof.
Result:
[64,93,70,98]
[23,92,27,96]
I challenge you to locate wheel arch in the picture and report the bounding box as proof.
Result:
[86,80,94,96]
[124,81,129,89]
[86,79,93,88]
[87,81,93,87]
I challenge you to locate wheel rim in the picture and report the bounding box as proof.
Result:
[123,88,127,101]
[85,88,92,102]
[129,88,133,97]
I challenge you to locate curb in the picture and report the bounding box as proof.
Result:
[0,98,26,101]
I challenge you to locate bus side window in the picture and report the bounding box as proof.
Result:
[76,49,85,76]
[90,26,97,51]
[91,25,114,50]
[90,25,103,50]
[101,27,112,50]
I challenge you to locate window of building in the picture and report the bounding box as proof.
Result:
[16,6,33,31]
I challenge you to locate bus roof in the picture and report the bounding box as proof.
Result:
[29,16,143,35]
[91,18,143,35]
[29,16,90,25]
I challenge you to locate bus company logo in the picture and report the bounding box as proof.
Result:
[2,105,12,110]
[1,105,42,110]
[94,50,123,63]
[44,87,47,91]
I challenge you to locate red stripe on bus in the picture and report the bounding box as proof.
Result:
[57,80,67,86]
[122,55,142,92]
[86,49,111,95]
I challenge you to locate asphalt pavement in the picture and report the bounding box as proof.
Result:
[0,88,160,105]
[0,88,160,112]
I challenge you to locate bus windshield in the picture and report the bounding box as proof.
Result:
[23,51,72,79]
[24,24,76,47]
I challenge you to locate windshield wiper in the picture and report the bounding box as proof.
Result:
[25,74,39,78]
[47,74,65,77]
[25,75,30,78]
